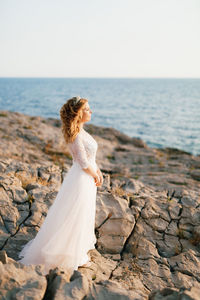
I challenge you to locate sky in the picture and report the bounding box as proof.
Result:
[0,0,200,78]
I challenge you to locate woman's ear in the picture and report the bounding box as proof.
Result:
[78,109,83,120]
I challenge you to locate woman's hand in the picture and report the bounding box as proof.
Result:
[96,167,103,187]
[93,174,101,186]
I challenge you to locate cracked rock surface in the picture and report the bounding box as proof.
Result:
[0,110,200,299]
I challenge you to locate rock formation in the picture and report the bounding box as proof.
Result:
[0,110,200,299]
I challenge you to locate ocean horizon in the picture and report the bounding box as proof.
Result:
[0,77,199,156]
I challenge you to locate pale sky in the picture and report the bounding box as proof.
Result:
[0,0,200,78]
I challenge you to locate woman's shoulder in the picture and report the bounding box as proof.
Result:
[67,129,84,146]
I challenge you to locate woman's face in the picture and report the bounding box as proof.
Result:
[81,102,92,123]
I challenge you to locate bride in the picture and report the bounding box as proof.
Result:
[18,96,103,275]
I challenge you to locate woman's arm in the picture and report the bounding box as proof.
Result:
[69,135,101,185]
[83,165,100,185]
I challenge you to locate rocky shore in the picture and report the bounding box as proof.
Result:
[0,110,200,299]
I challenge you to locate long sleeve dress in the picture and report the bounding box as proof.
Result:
[18,127,98,275]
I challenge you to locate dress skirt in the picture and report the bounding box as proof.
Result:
[18,161,97,275]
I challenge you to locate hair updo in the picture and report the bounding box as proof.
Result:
[60,96,88,143]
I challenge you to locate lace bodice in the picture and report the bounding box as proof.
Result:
[67,128,98,169]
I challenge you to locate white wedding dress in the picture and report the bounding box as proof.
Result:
[18,127,98,275]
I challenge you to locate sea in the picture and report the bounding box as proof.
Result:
[0,77,199,156]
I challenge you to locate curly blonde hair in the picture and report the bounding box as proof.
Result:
[60,96,88,143]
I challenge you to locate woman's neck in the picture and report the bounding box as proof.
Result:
[79,123,84,130]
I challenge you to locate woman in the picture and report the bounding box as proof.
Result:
[18,96,103,275]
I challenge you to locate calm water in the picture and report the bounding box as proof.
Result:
[0,78,199,156]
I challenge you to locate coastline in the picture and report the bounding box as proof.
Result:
[0,109,200,299]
